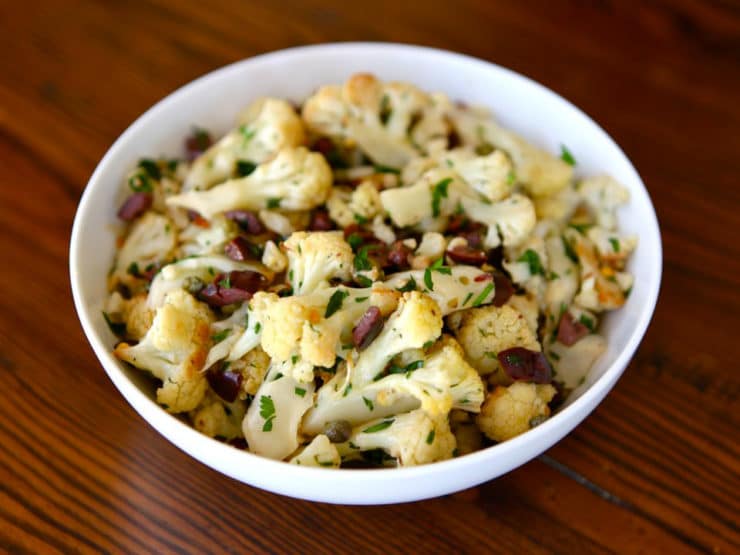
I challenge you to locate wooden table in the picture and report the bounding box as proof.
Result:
[1,1,738,553]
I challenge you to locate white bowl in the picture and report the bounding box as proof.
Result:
[70,43,661,505]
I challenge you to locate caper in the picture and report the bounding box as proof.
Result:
[323,420,352,443]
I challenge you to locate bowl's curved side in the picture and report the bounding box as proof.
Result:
[70,42,661,504]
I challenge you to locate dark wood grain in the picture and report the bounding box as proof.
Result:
[1,1,739,553]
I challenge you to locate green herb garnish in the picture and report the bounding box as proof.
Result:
[211,329,231,343]
[325,289,350,318]
[471,282,494,307]
[426,430,436,445]
[362,396,374,411]
[431,177,452,217]
[579,314,595,331]
[396,276,417,292]
[560,144,576,166]
[374,164,400,174]
[236,159,257,177]
[259,395,276,432]
[294,387,307,397]
[609,237,621,252]
[517,249,545,276]
[138,158,161,180]
[266,197,282,209]
[102,312,126,335]
[362,420,394,433]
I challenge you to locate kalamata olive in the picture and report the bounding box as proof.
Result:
[386,240,412,269]
[117,192,152,221]
[324,420,352,443]
[224,210,264,234]
[309,209,334,231]
[492,273,514,307]
[185,128,213,161]
[487,245,505,272]
[224,236,254,261]
[197,270,267,307]
[446,245,487,266]
[312,137,335,156]
[556,312,590,346]
[498,347,552,384]
[353,306,384,350]
[463,230,484,249]
[206,363,242,403]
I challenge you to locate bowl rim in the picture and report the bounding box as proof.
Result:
[70,41,662,501]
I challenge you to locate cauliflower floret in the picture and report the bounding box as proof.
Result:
[303,336,483,435]
[565,228,626,311]
[547,333,606,389]
[534,183,581,226]
[380,168,460,229]
[189,391,247,439]
[326,181,383,228]
[411,232,447,269]
[441,148,514,202]
[337,409,456,467]
[147,255,272,309]
[578,175,630,230]
[177,214,238,257]
[168,147,333,218]
[585,226,638,270]
[460,193,537,249]
[450,410,483,456]
[105,292,154,340]
[283,231,354,295]
[476,382,556,442]
[371,215,396,245]
[289,434,341,467]
[230,346,271,398]
[302,73,448,169]
[261,240,288,273]
[349,291,443,386]
[503,235,548,305]
[506,293,539,335]
[544,234,580,319]
[449,106,572,196]
[383,265,497,315]
[183,98,305,191]
[243,361,316,460]
[256,285,400,371]
[110,212,177,290]
[448,304,540,384]
[114,290,212,413]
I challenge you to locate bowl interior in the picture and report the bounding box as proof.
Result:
[70,43,661,504]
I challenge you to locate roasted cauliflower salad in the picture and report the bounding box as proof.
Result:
[105,74,636,468]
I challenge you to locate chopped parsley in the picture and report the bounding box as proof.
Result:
[568,222,592,234]
[235,159,257,177]
[346,232,364,250]
[374,164,401,174]
[353,245,377,271]
[254,322,262,334]
[388,360,424,378]
[266,197,282,209]
[506,170,517,185]
[362,396,374,411]
[291,354,299,364]
[426,430,436,445]
[259,395,276,432]
[218,275,231,288]
[342,384,352,397]
[431,177,452,217]
[325,289,350,318]
[355,275,374,287]
[579,314,595,331]
[560,144,576,166]
[138,158,161,180]
[423,258,452,291]
[396,276,417,292]
[517,249,545,276]
[294,387,307,397]
[239,125,256,146]
[126,262,140,276]
[211,329,231,343]
[353,213,369,225]
[609,237,621,252]
[462,292,474,306]
[379,94,392,125]
[355,296,369,303]
[128,172,152,193]
[471,282,494,307]
[362,419,394,433]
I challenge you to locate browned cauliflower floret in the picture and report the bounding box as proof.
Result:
[448,305,541,383]
[229,346,271,398]
[476,382,556,442]
[114,290,212,413]
[189,391,247,439]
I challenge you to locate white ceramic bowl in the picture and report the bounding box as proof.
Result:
[70,43,661,504]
